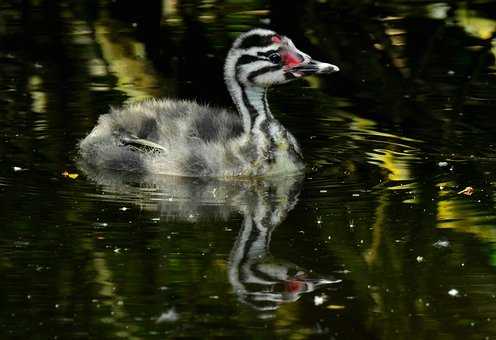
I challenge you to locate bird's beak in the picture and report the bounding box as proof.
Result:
[288,59,340,78]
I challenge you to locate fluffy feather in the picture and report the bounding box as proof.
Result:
[79,99,303,177]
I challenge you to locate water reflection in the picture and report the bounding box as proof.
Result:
[80,164,339,316]
[2,0,496,338]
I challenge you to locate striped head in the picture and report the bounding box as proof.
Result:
[225,28,339,88]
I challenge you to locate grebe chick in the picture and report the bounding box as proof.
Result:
[78,28,339,177]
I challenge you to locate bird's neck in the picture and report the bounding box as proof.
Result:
[226,78,272,134]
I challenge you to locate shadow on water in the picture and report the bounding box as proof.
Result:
[2,0,496,339]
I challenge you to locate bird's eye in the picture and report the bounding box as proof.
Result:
[268,53,281,64]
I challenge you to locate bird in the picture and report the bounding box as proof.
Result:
[78,28,339,177]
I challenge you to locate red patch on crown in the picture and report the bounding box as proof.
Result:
[281,51,302,68]
[271,35,282,44]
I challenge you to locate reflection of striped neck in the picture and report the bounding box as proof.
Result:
[226,77,271,134]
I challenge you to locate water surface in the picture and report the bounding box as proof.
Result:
[2,1,496,339]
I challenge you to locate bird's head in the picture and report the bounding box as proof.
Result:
[225,28,339,88]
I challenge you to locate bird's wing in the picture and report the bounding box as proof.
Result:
[119,134,167,153]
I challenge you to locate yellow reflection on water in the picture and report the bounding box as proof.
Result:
[367,149,413,182]
[457,8,496,40]
[94,23,162,101]
[28,75,47,114]
[342,112,421,183]
[437,183,496,242]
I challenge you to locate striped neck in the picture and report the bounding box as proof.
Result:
[226,78,272,133]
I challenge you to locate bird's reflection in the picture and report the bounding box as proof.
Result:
[80,163,340,314]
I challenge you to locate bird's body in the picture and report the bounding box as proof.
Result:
[79,28,338,177]
[80,99,303,176]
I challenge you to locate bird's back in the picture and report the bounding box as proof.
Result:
[79,99,247,176]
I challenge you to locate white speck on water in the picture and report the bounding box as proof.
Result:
[447,70,455,75]
[320,190,328,193]
[317,217,322,224]
[416,256,424,263]
[433,240,450,248]
[13,166,23,172]
[352,193,360,197]
[117,300,124,306]
[156,308,179,323]
[224,227,232,232]
[113,248,121,254]
[119,207,129,211]
[151,217,160,222]
[438,161,448,167]
[448,288,459,297]
[94,222,108,228]
[314,295,326,306]
[209,295,219,299]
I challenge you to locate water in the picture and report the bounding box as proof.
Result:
[1,0,496,338]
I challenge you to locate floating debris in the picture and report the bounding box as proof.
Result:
[457,186,474,196]
[13,166,24,172]
[314,294,326,306]
[438,161,448,167]
[62,171,79,179]
[156,308,179,323]
[433,240,450,248]
[119,207,129,211]
[416,256,424,263]
[448,288,459,297]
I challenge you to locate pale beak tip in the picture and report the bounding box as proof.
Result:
[325,63,340,73]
